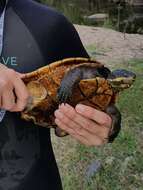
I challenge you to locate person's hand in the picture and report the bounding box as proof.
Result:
[0,64,29,112]
[54,103,112,146]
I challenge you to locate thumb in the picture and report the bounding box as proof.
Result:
[16,72,26,79]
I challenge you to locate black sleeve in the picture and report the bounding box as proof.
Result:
[12,0,89,64]
[50,14,90,60]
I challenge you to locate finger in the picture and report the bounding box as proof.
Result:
[0,63,7,69]
[55,118,91,146]
[59,103,110,137]
[59,103,92,128]
[73,126,104,146]
[55,111,104,146]
[55,109,95,138]
[11,77,29,111]
[55,110,96,138]
[55,110,89,139]
[70,132,92,146]
[16,72,26,79]
[55,109,81,132]
[76,104,112,126]
[55,118,76,135]
[0,95,2,107]
[1,89,16,110]
[55,118,104,146]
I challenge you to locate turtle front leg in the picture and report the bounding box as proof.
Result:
[57,67,82,104]
[105,105,121,142]
[57,66,103,104]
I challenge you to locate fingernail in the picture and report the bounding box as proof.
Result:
[65,103,70,108]
[60,103,69,111]
[61,103,65,108]
[76,104,85,113]
[55,110,63,119]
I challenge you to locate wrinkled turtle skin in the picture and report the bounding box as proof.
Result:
[21,57,136,140]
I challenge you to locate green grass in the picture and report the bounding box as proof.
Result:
[61,59,143,190]
[86,44,113,59]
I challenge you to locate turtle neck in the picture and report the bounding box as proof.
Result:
[0,0,6,16]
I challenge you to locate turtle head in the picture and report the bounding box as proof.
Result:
[107,69,136,91]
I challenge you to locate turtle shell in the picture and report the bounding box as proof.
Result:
[21,57,117,128]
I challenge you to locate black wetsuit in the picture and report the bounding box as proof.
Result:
[0,0,89,189]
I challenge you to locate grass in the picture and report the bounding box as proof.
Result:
[54,58,143,190]
[86,44,112,58]
[41,0,84,24]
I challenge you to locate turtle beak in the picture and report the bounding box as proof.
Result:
[107,76,136,90]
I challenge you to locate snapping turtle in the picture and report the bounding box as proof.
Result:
[21,57,136,140]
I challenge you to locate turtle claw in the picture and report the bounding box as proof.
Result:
[57,86,72,104]
[57,67,81,104]
[55,127,68,137]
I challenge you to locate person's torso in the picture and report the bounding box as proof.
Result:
[0,0,65,189]
[0,0,88,189]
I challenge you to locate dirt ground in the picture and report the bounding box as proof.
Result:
[75,25,143,66]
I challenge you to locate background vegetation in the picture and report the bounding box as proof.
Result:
[36,0,143,34]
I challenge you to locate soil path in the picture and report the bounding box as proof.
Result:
[75,25,143,65]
